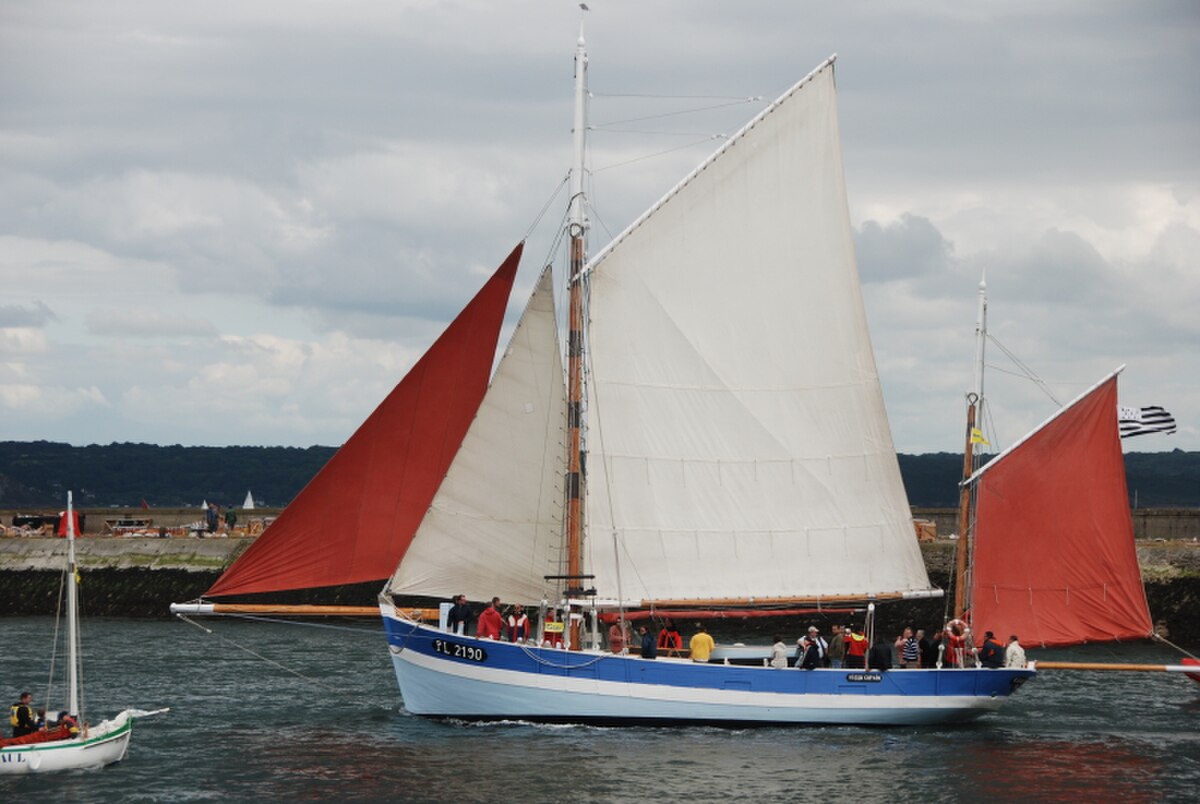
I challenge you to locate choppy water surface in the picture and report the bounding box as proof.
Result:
[2,617,1196,802]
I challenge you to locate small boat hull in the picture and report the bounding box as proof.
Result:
[0,711,134,775]
[382,608,1034,727]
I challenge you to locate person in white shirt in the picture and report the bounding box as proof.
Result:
[1005,635,1027,668]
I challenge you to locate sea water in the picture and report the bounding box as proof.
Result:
[1,616,1196,802]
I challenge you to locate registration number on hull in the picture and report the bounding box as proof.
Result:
[432,639,488,663]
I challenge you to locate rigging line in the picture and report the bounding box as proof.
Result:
[516,642,612,669]
[592,98,763,127]
[1152,632,1200,662]
[219,613,383,635]
[592,92,761,100]
[593,136,727,173]
[525,173,571,241]
[175,614,339,691]
[45,567,66,717]
[986,334,1062,406]
[597,128,730,138]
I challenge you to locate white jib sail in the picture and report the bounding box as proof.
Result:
[584,60,930,603]
[387,268,567,602]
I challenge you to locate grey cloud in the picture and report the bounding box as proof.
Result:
[0,300,57,328]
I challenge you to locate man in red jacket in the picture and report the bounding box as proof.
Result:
[476,598,504,640]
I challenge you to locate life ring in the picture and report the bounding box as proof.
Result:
[946,619,968,637]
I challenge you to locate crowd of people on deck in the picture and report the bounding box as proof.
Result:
[438,595,1028,670]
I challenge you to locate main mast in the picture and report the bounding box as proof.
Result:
[954,275,988,620]
[564,23,589,649]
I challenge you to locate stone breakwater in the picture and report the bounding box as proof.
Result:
[1,538,1197,642]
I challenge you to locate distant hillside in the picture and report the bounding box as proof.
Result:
[1,441,1197,509]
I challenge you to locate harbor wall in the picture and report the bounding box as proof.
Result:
[1,536,1196,643]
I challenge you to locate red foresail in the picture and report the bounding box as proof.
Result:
[969,373,1153,647]
[206,244,523,598]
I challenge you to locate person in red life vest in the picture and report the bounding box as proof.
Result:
[843,626,869,669]
[506,603,530,643]
[476,598,504,640]
[657,619,683,657]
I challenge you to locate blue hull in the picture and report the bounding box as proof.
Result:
[382,608,1035,726]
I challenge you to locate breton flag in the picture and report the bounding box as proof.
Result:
[1118,405,1177,438]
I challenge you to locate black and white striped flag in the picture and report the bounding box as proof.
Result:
[1118,405,1177,438]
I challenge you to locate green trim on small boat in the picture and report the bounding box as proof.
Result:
[0,716,131,754]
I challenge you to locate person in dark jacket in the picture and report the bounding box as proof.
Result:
[447,594,472,635]
[916,629,934,668]
[867,638,893,671]
[639,626,657,659]
[978,631,1005,668]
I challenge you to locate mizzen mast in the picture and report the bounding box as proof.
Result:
[954,275,988,620]
[564,20,590,648]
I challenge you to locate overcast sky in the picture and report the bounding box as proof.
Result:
[2,1,1197,455]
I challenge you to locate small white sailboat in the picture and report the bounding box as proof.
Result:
[177,33,1038,726]
[1,493,167,774]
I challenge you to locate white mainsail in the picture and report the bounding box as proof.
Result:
[386,268,567,602]
[582,60,930,603]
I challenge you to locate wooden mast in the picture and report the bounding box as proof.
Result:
[564,21,589,650]
[954,276,988,620]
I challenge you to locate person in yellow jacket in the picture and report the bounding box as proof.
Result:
[10,691,38,738]
[689,624,715,663]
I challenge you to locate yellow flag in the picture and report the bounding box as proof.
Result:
[969,427,990,446]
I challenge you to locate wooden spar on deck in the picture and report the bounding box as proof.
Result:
[1035,660,1200,675]
[638,590,943,608]
[170,603,438,619]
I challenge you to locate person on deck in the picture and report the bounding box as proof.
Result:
[476,599,504,640]
[978,631,1005,668]
[917,629,934,668]
[945,621,970,668]
[506,604,531,643]
[827,624,847,669]
[639,626,657,660]
[657,620,683,657]
[769,635,789,668]
[843,627,869,669]
[447,594,472,635]
[10,692,37,738]
[608,620,630,653]
[796,626,826,670]
[1005,635,1027,668]
[868,638,893,671]
[896,627,920,668]
[689,624,715,663]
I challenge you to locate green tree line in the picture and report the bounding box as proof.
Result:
[1,441,1196,509]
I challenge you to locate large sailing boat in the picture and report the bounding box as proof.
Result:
[1,493,167,774]
[176,39,1039,725]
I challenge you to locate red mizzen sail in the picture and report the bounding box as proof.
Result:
[206,244,523,598]
[969,372,1153,647]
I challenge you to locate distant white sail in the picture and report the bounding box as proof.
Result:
[242,491,255,510]
[387,268,567,602]
[583,63,930,603]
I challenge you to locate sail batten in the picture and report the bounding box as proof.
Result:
[205,244,524,598]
